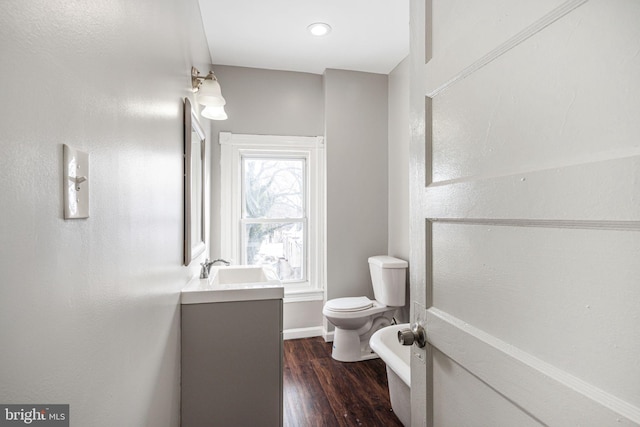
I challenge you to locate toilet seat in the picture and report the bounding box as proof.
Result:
[323,298,391,320]
[325,296,373,312]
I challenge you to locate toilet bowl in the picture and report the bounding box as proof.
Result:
[323,256,408,362]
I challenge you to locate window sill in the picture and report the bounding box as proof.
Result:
[283,288,324,303]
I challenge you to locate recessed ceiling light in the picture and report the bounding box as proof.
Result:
[307,22,332,37]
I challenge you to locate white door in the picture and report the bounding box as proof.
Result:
[409,0,640,425]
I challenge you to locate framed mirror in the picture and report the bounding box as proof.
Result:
[183,98,206,265]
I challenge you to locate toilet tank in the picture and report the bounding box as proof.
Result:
[368,256,408,307]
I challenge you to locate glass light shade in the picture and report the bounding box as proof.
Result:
[201,105,228,120]
[197,79,226,107]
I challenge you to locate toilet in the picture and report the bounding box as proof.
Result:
[323,255,408,362]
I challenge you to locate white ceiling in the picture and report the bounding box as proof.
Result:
[197,0,410,75]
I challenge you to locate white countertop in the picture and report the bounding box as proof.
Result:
[181,266,284,304]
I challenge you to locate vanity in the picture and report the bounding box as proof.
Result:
[181,265,284,427]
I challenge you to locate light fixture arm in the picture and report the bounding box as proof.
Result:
[191,67,218,92]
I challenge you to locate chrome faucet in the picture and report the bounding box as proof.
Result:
[199,258,230,279]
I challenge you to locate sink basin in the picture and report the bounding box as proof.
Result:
[181,265,283,304]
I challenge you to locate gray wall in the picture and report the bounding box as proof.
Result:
[324,69,389,301]
[388,57,410,262]
[208,66,325,334]
[209,66,393,332]
[0,0,210,425]
[208,65,324,258]
[388,56,411,322]
[210,65,324,137]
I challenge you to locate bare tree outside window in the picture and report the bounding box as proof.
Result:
[242,157,306,281]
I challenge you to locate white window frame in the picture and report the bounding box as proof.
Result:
[219,132,325,300]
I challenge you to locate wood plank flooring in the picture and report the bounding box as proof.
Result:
[283,337,404,427]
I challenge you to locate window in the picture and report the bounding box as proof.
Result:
[242,157,306,282]
[220,133,325,299]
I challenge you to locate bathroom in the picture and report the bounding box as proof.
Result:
[1,0,639,426]
[0,0,409,424]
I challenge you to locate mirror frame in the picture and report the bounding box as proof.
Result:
[183,98,207,265]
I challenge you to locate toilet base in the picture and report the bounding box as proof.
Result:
[331,328,377,362]
[330,315,394,362]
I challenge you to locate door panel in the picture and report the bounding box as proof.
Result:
[427,308,638,425]
[431,0,640,184]
[433,222,640,404]
[409,0,640,425]
[425,0,571,94]
[432,349,541,427]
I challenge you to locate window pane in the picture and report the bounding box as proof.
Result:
[244,222,304,282]
[243,158,304,219]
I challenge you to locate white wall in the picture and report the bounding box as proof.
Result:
[0,1,210,425]
[388,56,411,323]
[324,69,389,305]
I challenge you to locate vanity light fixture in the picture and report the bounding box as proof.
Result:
[191,66,228,120]
[307,22,332,37]
[201,105,228,121]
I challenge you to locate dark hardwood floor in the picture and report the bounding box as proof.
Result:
[283,337,404,427]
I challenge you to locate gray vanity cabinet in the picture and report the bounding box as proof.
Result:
[181,299,283,427]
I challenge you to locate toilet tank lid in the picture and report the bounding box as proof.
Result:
[368,256,408,268]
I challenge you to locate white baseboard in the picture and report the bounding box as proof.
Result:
[283,326,324,340]
[323,330,334,342]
